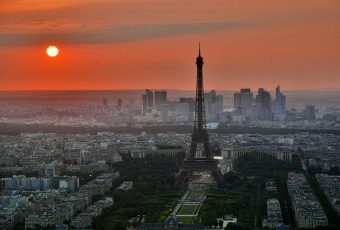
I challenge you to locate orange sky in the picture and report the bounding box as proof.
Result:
[0,0,340,91]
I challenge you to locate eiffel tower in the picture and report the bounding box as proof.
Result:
[175,44,224,187]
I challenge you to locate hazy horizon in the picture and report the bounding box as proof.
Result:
[1,89,340,109]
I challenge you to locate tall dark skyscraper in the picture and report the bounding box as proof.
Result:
[273,85,286,116]
[154,90,167,109]
[256,88,273,121]
[142,89,154,114]
[175,45,223,187]
[234,88,254,120]
[234,88,253,112]
[161,104,169,123]
[145,89,154,108]
[102,98,109,114]
[142,94,148,115]
[215,95,224,113]
[102,98,108,108]
[204,90,224,115]
[117,98,122,111]
[305,105,316,120]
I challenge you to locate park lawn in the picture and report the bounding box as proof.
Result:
[188,190,205,200]
[176,215,195,223]
[177,204,200,216]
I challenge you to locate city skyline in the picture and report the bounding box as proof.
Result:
[1,2,340,229]
[1,0,340,91]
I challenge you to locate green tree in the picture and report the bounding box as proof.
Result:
[201,210,217,227]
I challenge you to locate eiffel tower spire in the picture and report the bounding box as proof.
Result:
[198,42,201,56]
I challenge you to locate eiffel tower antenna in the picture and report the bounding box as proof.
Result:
[199,42,201,56]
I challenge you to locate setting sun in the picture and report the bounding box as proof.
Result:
[46,45,59,57]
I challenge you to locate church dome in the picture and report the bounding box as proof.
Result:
[165,214,178,229]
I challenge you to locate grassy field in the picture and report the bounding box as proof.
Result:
[176,216,194,223]
[187,189,205,201]
[177,204,200,216]
[176,215,202,223]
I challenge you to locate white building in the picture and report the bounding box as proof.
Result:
[216,215,237,229]
[287,172,328,228]
[262,198,283,228]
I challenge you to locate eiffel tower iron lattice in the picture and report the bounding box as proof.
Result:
[175,44,224,187]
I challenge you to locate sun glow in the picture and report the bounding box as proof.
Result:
[46,46,59,57]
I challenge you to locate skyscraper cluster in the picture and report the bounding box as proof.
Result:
[272,85,287,121]
[234,85,286,121]
[256,88,274,121]
[141,89,224,123]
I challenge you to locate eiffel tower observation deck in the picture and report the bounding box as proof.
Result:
[175,44,224,187]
